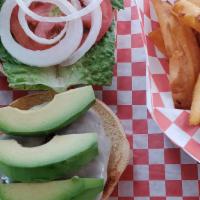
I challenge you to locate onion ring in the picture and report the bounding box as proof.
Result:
[71,0,82,10]
[61,0,102,66]
[15,0,102,22]
[18,0,72,45]
[0,0,83,67]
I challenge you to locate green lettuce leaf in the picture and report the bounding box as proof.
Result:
[3,24,115,92]
[111,0,124,10]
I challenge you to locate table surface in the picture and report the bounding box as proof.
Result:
[109,0,200,199]
[0,0,200,199]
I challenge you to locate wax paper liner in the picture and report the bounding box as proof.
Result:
[135,0,200,162]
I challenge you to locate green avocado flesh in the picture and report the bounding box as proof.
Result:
[0,86,95,136]
[0,133,98,182]
[0,177,104,200]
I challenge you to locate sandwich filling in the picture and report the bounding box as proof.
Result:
[0,0,123,92]
[0,109,111,183]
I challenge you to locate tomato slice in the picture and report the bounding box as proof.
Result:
[11,3,64,50]
[11,6,51,50]
[10,0,113,51]
[25,3,54,30]
[27,3,65,39]
[82,0,113,42]
[97,0,113,41]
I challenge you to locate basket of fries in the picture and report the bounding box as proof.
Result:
[138,0,200,161]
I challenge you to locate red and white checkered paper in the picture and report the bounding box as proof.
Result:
[135,0,200,163]
[1,0,200,199]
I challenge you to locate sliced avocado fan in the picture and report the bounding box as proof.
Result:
[0,177,104,200]
[0,86,95,136]
[0,133,98,182]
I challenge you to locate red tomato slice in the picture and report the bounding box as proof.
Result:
[82,0,113,42]
[26,3,54,29]
[11,4,64,50]
[10,0,113,51]
[97,0,113,41]
[11,6,51,50]
[35,22,65,39]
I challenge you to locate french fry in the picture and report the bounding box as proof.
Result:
[152,0,200,109]
[152,0,176,58]
[193,30,200,46]
[190,0,200,7]
[148,28,167,56]
[173,0,200,32]
[190,75,200,125]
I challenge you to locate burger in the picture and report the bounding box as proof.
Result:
[0,0,123,92]
[0,86,130,200]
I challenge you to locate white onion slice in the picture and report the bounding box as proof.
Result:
[0,0,83,67]
[61,1,102,66]
[71,0,82,10]
[15,0,102,22]
[18,0,72,45]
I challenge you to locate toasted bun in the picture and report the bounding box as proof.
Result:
[10,91,130,200]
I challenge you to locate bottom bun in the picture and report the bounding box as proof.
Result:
[10,91,130,200]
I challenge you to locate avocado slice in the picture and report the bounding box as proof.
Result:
[0,86,95,136]
[0,133,98,182]
[0,177,104,200]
